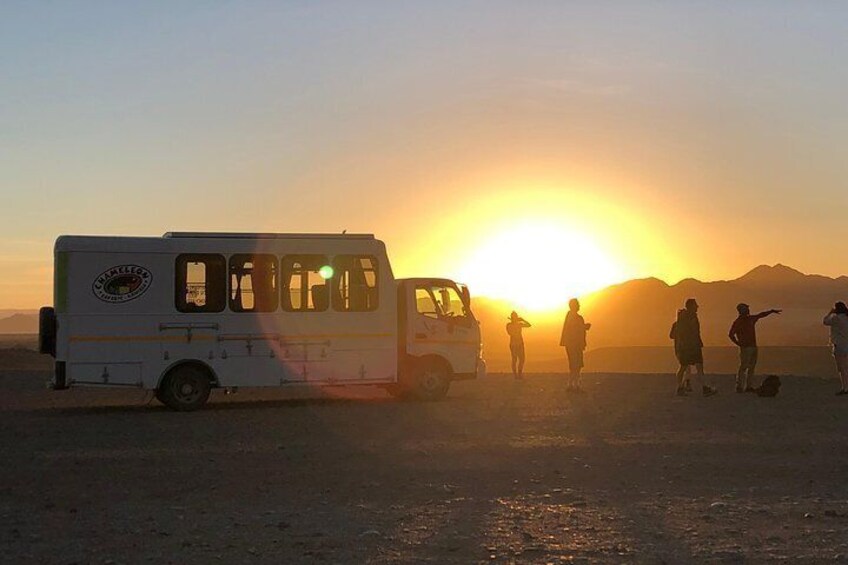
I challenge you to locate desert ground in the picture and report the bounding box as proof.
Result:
[2,362,848,564]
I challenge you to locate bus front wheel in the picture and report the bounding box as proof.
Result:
[158,365,212,411]
[405,359,451,401]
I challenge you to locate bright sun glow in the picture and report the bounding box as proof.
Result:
[457,222,624,312]
[390,177,684,316]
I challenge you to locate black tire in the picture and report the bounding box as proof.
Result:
[383,383,407,400]
[407,359,451,401]
[158,365,212,411]
[38,307,57,357]
[384,381,419,401]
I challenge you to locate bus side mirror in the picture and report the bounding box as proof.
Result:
[460,286,470,305]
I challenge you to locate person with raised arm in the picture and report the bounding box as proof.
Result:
[728,303,782,393]
[506,311,531,380]
[823,301,848,395]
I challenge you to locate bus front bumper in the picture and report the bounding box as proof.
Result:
[475,358,486,379]
[451,358,485,381]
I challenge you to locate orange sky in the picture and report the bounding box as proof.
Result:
[2,3,847,310]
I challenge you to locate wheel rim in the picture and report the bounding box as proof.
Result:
[420,370,443,392]
[173,376,202,404]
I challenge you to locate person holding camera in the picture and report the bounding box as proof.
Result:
[561,298,591,392]
[824,302,848,395]
[506,311,531,380]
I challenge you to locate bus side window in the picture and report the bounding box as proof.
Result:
[332,255,378,312]
[175,254,226,313]
[229,254,279,312]
[281,255,329,312]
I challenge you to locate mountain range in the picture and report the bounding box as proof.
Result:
[0,312,38,334]
[3,265,846,373]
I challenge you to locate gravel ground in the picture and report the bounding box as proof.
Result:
[2,370,848,564]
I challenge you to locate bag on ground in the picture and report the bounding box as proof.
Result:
[757,375,781,397]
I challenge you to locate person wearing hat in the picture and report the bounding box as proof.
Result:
[823,301,848,395]
[560,298,591,392]
[728,303,782,393]
[506,311,531,380]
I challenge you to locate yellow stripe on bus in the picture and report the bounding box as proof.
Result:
[69,333,393,343]
[413,339,478,346]
[69,336,199,343]
[268,333,392,339]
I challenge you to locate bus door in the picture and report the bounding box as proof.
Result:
[166,254,227,380]
[406,281,477,374]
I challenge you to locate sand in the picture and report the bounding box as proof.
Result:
[2,370,848,563]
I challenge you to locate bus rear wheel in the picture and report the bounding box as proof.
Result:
[406,359,451,401]
[158,365,212,411]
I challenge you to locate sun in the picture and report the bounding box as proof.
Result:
[389,181,681,313]
[456,221,624,313]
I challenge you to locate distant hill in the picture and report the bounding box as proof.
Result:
[0,313,38,334]
[0,309,38,318]
[585,264,847,348]
[471,264,848,373]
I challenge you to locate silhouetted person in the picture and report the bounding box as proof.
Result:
[561,298,590,392]
[506,311,531,380]
[823,301,848,395]
[669,319,692,392]
[728,303,781,393]
[674,298,717,397]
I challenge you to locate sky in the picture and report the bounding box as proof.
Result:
[1,1,847,311]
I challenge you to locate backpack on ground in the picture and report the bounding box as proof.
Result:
[757,375,781,397]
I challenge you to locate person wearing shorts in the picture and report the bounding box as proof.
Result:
[561,298,591,392]
[674,298,716,397]
[823,302,848,395]
[728,303,781,393]
[506,311,531,380]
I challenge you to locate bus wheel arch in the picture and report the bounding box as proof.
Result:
[156,361,217,411]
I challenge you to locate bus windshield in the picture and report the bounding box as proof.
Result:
[416,283,469,319]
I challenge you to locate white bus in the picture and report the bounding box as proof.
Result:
[38,233,485,410]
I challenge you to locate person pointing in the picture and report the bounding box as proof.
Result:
[728,303,782,393]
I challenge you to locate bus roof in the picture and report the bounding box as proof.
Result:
[163,232,375,240]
